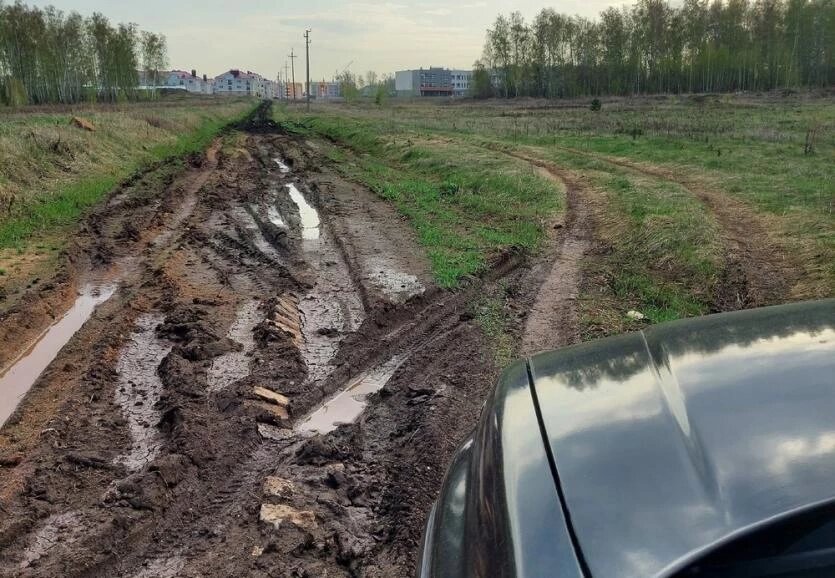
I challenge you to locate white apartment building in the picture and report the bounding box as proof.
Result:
[449,69,472,97]
[213,69,279,98]
[165,70,212,94]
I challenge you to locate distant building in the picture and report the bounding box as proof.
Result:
[165,70,212,94]
[213,69,278,98]
[449,69,473,97]
[395,67,472,97]
[138,69,211,94]
[284,82,304,100]
[317,81,341,99]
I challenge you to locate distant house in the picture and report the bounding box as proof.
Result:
[214,69,278,98]
[164,70,212,94]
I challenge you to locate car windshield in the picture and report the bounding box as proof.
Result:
[674,502,835,577]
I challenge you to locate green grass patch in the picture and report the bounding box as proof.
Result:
[474,291,515,368]
[277,109,563,287]
[0,101,256,249]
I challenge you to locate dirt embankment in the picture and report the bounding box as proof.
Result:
[0,103,561,577]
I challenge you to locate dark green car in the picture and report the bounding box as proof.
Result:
[419,300,835,578]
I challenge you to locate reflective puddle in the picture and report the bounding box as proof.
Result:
[207,300,260,392]
[0,283,117,427]
[115,313,171,471]
[296,355,406,435]
[230,205,283,262]
[286,184,320,241]
[267,205,286,228]
[273,158,291,174]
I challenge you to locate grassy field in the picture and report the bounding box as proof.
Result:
[0,96,255,297]
[0,97,255,250]
[276,94,834,338]
[277,109,564,286]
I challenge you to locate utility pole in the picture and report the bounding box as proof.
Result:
[288,49,297,100]
[283,61,290,100]
[304,29,311,111]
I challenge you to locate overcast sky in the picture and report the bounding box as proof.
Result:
[28,0,625,81]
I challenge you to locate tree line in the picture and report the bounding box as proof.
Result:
[336,70,395,103]
[474,0,834,98]
[0,1,168,106]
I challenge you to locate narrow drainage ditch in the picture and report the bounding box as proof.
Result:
[0,283,117,427]
[296,355,408,435]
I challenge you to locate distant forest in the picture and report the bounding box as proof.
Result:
[474,0,835,98]
[0,2,168,105]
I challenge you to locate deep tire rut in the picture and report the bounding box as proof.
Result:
[0,103,542,578]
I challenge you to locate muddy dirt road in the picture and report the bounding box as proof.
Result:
[0,104,556,577]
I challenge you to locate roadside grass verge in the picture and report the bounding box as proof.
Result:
[474,287,516,368]
[303,98,832,332]
[278,109,564,287]
[0,98,256,251]
[530,143,722,328]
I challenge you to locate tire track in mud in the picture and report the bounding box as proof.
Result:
[496,150,599,354]
[0,130,231,576]
[1,106,459,578]
[541,143,795,308]
[2,105,568,578]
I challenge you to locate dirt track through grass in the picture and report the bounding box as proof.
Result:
[0,102,555,577]
[0,96,831,577]
[535,143,798,305]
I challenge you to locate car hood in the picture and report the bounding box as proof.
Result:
[529,300,835,578]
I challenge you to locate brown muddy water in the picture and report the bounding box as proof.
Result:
[0,283,117,427]
[296,354,408,435]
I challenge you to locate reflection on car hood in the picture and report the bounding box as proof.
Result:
[529,300,835,578]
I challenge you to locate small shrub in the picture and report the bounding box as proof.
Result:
[440,181,460,195]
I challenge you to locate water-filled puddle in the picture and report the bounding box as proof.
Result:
[0,283,116,427]
[296,355,406,435]
[268,205,286,228]
[115,313,171,471]
[286,184,320,241]
[273,158,291,174]
[207,300,260,392]
[230,206,283,262]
